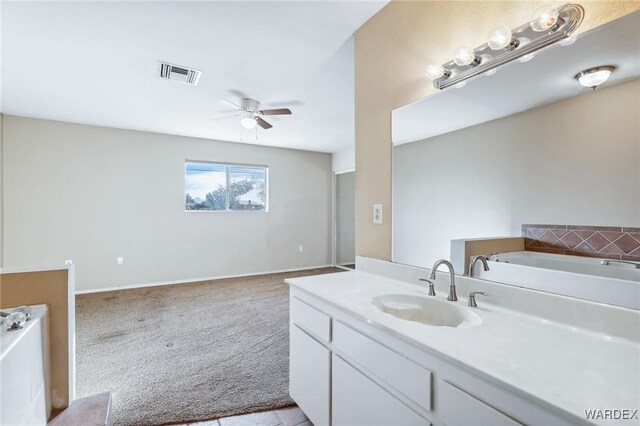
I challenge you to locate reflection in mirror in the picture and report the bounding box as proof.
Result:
[335,171,355,269]
[391,12,640,308]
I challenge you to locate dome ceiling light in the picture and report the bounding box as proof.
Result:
[574,65,615,89]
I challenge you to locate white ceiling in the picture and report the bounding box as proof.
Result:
[393,11,640,145]
[1,1,388,153]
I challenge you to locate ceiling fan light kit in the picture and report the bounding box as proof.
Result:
[240,114,258,129]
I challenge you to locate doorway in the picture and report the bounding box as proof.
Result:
[334,171,355,269]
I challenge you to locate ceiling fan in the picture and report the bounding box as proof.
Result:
[220,98,292,130]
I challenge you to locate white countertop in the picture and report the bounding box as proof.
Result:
[286,270,640,425]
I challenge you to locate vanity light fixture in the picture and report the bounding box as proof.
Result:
[575,65,615,89]
[425,3,584,90]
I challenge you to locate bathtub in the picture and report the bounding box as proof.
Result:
[0,305,51,425]
[476,251,640,310]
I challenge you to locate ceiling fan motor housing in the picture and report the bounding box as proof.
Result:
[240,98,260,113]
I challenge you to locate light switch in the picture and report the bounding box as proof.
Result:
[373,204,383,224]
[117,256,124,265]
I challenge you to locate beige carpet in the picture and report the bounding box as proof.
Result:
[76,267,344,426]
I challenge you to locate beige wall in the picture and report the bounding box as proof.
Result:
[0,268,72,410]
[354,1,640,261]
[2,116,333,291]
[393,80,640,268]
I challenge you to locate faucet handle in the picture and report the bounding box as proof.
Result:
[468,291,488,308]
[419,278,436,296]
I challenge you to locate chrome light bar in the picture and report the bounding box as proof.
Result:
[431,4,584,90]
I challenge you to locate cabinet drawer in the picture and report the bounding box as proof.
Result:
[290,296,331,343]
[333,355,430,426]
[333,321,432,412]
[290,325,330,426]
[437,380,521,426]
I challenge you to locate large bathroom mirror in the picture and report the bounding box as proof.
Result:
[391,11,640,308]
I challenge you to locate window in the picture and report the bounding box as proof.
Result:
[185,161,268,212]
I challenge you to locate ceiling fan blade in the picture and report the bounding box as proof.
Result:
[211,113,242,122]
[256,117,273,129]
[219,99,242,110]
[228,89,251,100]
[259,108,292,116]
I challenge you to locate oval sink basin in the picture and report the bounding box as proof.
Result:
[372,294,482,328]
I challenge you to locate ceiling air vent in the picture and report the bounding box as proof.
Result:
[159,62,202,85]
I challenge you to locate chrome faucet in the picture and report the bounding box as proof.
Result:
[429,259,457,301]
[469,255,490,277]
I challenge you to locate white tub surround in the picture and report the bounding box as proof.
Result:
[477,251,640,309]
[0,264,76,408]
[0,305,51,425]
[489,251,640,283]
[287,258,640,426]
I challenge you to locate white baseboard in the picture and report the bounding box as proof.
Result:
[75,264,334,294]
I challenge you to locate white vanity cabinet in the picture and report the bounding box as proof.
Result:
[289,297,332,426]
[289,288,581,426]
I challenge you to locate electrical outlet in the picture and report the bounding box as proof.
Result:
[117,256,124,265]
[298,245,304,253]
[65,260,73,265]
[373,204,383,224]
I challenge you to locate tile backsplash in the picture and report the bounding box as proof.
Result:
[522,224,640,262]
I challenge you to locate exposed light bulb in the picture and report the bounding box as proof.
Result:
[518,37,531,47]
[453,46,478,66]
[530,5,560,32]
[488,26,514,50]
[575,66,615,89]
[519,53,535,63]
[240,115,257,129]
[480,54,493,64]
[426,64,446,80]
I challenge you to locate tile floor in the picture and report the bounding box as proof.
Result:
[173,406,312,426]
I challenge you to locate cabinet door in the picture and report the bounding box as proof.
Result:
[290,325,331,426]
[333,321,432,412]
[332,355,430,426]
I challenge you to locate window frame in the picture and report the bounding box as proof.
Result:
[184,160,269,213]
